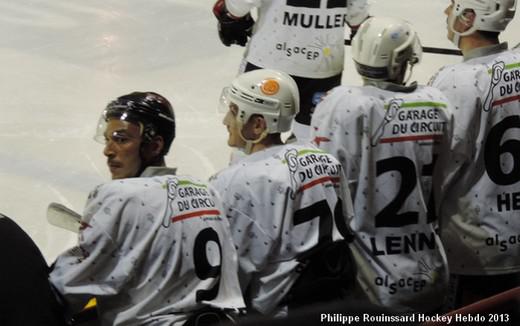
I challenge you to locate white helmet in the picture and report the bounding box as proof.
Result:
[220,69,299,134]
[449,0,516,37]
[351,17,422,82]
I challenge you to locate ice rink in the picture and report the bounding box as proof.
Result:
[1,0,519,263]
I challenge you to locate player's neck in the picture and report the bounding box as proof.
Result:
[459,34,499,55]
[249,134,283,154]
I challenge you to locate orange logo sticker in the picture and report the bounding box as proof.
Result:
[260,79,280,95]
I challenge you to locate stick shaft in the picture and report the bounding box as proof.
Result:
[344,39,462,56]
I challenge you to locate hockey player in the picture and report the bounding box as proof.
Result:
[429,0,520,309]
[49,92,245,325]
[210,69,357,317]
[213,0,370,141]
[310,17,452,313]
[94,91,177,179]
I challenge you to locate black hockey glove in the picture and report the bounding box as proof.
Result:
[213,0,254,47]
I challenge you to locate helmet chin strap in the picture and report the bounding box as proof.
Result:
[241,130,269,154]
[452,33,462,48]
[237,120,269,154]
[448,13,462,47]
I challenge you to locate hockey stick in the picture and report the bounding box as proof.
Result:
[344,39,463,56]
[47,202,81,233]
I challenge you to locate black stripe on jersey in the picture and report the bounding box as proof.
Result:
[287,0,347,8]
[327,0,347,8]
[287,0,320,8]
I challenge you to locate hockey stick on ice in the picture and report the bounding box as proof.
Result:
[344,39,463,56]
[47,202,81,233]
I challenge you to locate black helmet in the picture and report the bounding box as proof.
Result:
[95,91,176,155]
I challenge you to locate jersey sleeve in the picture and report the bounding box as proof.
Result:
[346,0,370,26]
[225,0,261,17]
[429,66,482,204]
[49,183,142,313]
[429,65,484,157]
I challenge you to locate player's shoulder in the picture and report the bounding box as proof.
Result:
[94,175,211,199]
[322,85,368,105]
[170,174,219,199]
[269,142,339,163]
[316,85,374,119]
[163,174,209,188]
[433,57,474,74]
[409,84,452,104]
[210,159,246,186]
[429,57,492,88]
[212,143,338,183]
[277,142,342,172]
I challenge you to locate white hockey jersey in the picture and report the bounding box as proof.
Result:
[429,44,520,275]
[210,142,354,315]
[225,0,369,78]
[310,84,452,312]
[50,175,244,326]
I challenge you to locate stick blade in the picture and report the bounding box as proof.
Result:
[47,202,81,233]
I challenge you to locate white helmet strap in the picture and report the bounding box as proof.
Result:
[236,118,270,154]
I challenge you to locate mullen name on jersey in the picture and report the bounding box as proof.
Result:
[283,11,348,29]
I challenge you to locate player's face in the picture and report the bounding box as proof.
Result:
[445,0,471,41]
[103,119,143,179]
[223,103,246,148]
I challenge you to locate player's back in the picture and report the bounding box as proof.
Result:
[311,85,452,312]
[232,0,368,78]
[50,175,244,326]
[210,142,353,315]
[430,47,520,275]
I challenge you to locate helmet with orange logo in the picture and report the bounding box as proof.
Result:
[220,69,299,134]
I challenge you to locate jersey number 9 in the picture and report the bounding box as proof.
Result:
[193,227,222,302]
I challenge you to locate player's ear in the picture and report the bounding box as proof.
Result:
[250,115,267,138]
[142,135,165,159]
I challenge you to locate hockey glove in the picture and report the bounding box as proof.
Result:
[213,0,254,47]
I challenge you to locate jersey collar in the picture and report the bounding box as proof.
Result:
[463,42,508,61]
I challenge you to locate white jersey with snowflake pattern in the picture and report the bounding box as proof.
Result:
[429,44,520,275]
[210,142,354,315]
[50,175,244,326]
[225,0,369,78]
[310,84,452,312]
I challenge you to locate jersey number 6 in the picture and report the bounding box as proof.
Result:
[484,115,520,186]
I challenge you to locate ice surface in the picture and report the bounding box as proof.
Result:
[1,0,518,262]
